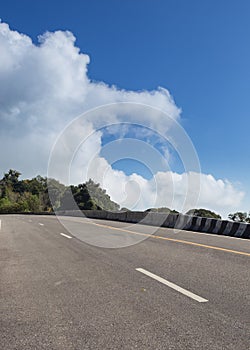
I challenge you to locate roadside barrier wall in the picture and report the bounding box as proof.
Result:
[13,210,250,239]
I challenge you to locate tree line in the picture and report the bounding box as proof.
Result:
[0,169,249,222]
[0,169,119,213]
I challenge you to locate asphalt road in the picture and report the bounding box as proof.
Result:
[0,214,249,350]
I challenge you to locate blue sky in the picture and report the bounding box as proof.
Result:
[0,0,249,214]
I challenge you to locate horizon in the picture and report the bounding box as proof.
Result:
[0,169,246,220]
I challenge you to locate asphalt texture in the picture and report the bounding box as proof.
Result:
[0,214,249,350]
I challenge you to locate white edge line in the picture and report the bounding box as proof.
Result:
[60,232,72,239]
[136,268,208,303]
[0,219,1,230]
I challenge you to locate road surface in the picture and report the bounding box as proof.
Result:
[0,214,249,349]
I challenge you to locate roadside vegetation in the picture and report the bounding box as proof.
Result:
[0,169,119,213]
[228,211,250,223]
[186,208,221,219]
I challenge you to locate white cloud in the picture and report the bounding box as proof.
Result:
[0,21,245,217]
[85,154,244,216]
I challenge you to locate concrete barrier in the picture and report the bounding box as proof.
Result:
[234,223,248,238]
[162,214,178,228]
[197,217,207,232]
[88,210,108,219]
[205,219,216,233]
[217,220,229,235]
[211,220,222,234]
[63,210,83,217]
[200,218,212,232]
[174,214,193,230]
[223,221,235,236]
[141,212,166,227]
[190,216,203,232]
[115,211,128,222]
[242,225,250,239]
[125,211,146,223]
[33,210,249,239]
[106,211,126,221]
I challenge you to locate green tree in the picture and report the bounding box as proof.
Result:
[46,178,66,210]
[22,192,41,212]
[0,169,21,198]
[85,179,119,211]
[0,171,120,213]
[145,207,179,214]
[3,169,21,186]
[228,212,250,223]
[59,179,119,211]
[186,208,221,219]
[120,207,131,212]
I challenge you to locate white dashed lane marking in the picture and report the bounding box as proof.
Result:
[136,268,208,303]
[60,232,72,239]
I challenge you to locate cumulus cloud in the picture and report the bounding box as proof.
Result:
[0,21,245,217]
[83,154,244,216]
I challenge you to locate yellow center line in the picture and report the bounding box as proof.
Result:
[91,222,250,257]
